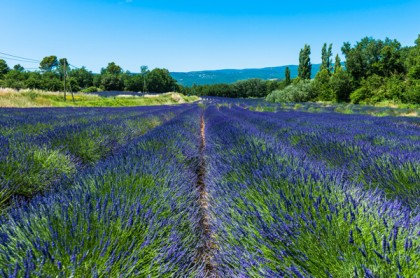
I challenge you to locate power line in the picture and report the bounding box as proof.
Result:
[0,56,39,64]
[0,50,82,70]
[69,64,80,70]
[0,51,40,62]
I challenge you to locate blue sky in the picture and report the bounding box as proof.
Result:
[1,0,419,72]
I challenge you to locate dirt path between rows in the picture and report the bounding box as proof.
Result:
[197,112,218,277]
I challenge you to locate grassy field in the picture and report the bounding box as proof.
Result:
[0,88,199,107]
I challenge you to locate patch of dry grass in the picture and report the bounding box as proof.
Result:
[0,88,199,107]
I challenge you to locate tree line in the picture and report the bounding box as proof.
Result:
[184,35,419,104]
[268,35,420,104]
[0,57,178,94]
[179,79,289,98]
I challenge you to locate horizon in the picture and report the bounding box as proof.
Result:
[1,0,419,72]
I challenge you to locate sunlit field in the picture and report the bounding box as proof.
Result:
[0,99,418,277]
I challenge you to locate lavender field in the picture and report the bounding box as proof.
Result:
[0,100,419,277]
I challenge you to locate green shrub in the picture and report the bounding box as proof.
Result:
[313,69,334,101]
[330,69,353,102]
[266,80,316,103]
[350,75,383,104]
[402,79,420,103]
[81,86,99,93]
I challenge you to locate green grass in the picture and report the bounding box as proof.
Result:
[0,89,199,107]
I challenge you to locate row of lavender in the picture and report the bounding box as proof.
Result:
[204,105,419,277]
[0,106,207,276]
[202,96,419,117]
[225,105,420,208]
[0,105,185,209]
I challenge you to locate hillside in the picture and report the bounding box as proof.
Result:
[171,64,322,86]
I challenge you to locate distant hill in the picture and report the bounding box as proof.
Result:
[171,64,321,87]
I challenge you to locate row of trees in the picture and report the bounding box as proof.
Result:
[180,78,289,98]
[0,57,178,94]
[277,35,420,104]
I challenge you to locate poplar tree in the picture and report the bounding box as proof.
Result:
[327,43,333,71]
[285,66,291,85]
[298,44,312,80]
[321,43,327,70]
[334,54,342,73]
[321,43,333,73]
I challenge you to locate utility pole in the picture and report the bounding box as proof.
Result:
[140,65,148,94]
[69,74,75,102]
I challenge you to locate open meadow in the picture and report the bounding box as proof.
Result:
[0,99,419,277]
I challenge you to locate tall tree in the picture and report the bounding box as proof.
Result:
[39,55,58,72]
[406,34,420,79]
[334,54,342,73]
[0,59,10,77]
[285,67,291,85]
[298,44,312,80]
[342,37,405,83]
[313,69,334,101]
[70,67,94,89]
[103,62,122,75]
[13,64,25,72]
[146,68,177,93]
[321,43,327,71]
[327,43,333,72]
[321,43,333,73]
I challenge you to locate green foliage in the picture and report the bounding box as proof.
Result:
[25,72,43,89]
[0,59,10,77]
[350,74,411,104]
[123,72,143,92]
[298,44,312,79]
[182,79,286,98]
[70,67,94,90]
[350,75,383,104]
[100,73,124,91]
[80,86,99,93]
[41,71,62,91]
[233,78,268,98]
[334,54,342,73]
[13,64,24,72]
[39,55,58,72]
[2,70,27,90]
[313,68,334,101]
[342,37,405,83]
[331,68,353,102]
[321,43,333,72]
[285,66,291,85]
[147,68,177,93]
[266,80,316,102]
[102,62,123,75]
[402,79,420,103]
